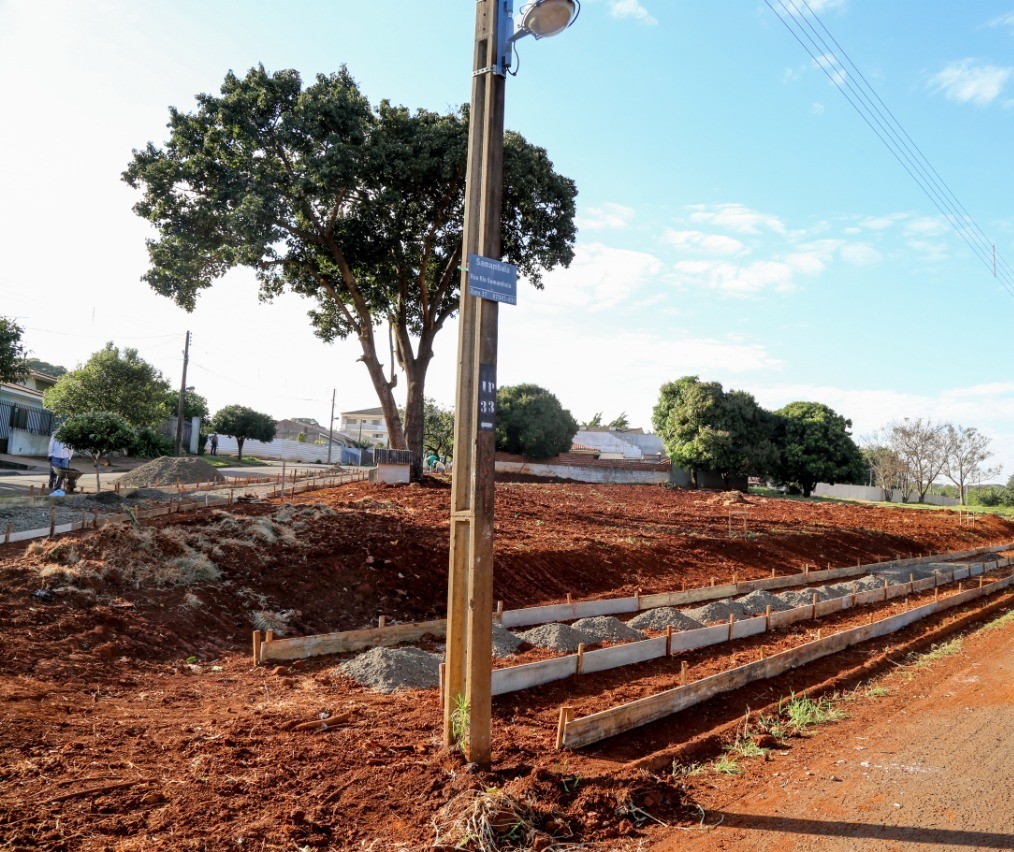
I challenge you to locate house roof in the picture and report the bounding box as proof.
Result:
[340,407,386,417]
[0,382,43,399]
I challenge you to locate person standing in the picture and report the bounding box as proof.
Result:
[47,433,74,490]
[209,433,219,456]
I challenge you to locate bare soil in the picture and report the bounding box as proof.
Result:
[1,481,1012,849]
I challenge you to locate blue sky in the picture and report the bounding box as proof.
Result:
[2,1,1013,473]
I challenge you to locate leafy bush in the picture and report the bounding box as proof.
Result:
[495,384,578,459]
[130,426,174,459]
[972,486,1006,507]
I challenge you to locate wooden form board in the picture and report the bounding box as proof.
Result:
[500,596,638,629]
[489,559,1007,698]
[261,618,447,662]
[561,573,1014,749]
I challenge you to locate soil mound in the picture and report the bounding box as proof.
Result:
[571,616,643,643]
[118,456,224,488]
[338,646,440,692]
[710,490,752,506]
[517,623,596,652]
[627,607,704,632]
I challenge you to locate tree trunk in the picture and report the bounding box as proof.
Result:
[237,437,245,461]
[355,328,406,451]
[401,345,435,481]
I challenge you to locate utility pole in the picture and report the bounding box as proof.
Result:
[174,330,191,456]
[443,0,507,769]
[327,388,336,464]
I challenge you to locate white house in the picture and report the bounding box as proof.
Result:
[0,369,59,456]
[339,406,390,447]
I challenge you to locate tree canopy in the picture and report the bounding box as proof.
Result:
[652,376,776,487]
[56,412,135,493]
[772,401,864,497]
[0,317,29,384]
[211,404,276,460]
[24,357,67,377]
[43,343,172,427]
[164,388,210,421]
[422,398,454,460]
[123,65,577,478]
[496,384,578,460]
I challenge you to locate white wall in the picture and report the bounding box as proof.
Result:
[216,434,342,463]
[495,459,668,485]
[813,482,958,506]
[8,429,49,457]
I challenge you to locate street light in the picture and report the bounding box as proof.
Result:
[443,0,577,769]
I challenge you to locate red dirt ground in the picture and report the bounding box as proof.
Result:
[1,481,1013,849]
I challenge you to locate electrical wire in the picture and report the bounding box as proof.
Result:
[764,0,1014,300]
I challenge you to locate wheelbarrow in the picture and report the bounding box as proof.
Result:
[51,465,84,494]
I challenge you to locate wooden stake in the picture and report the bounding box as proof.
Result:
[884,578,889,601]
[635,588,641,610]
[566,592,573,605]
[732,571,738,585]
[252,630,263,664]
[438,662,446,706]
[555,706,574,750]
[576,643,585,675]
[495,600,504,623]
[765,604,772,630]
[812,593,818,620]
[680,660,688,685]
[935,587,939,602]
[771,567,776,578]
[909,573,914,595]
[759,646,766,660]
[816,628,822,639]
[49,506,56,537]
[92,509,99,529]
[681,579,687,592]
[728,613,735,642]
[4,523,11,544]
[980,575,985,588]
[378,615,386,628]
[80,510,86,529]
[710,577,715,587]
[29,485,34,497]
[958,581,963,592]
[665,625,673,657]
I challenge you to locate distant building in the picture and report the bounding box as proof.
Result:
[0,369,59,456]
[274,418,352,449]
[572,428,665,461]
[339,406,390,447]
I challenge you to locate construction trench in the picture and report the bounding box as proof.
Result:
[4,479,1014,848]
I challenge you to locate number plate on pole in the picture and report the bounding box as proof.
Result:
[468,254,517,305]
[478,363,497,433]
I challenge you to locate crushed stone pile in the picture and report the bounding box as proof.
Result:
[571,616,643,643]
[517,623,596,652]
[681,600,748,625]
[491,624,523,658]
[117,456,224,488]
[627,607,703,632]
[339,647,440,693]
[737,589,794,614]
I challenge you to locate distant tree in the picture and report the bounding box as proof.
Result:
[123,65,577,480]
[942,424,1001,505]
[290,417,321,427]
[584,412,603,427]
[0,317,29,384]
[211,405,276,460]
[495,384,578,459]
[56,412,135,493]
[886,418,947,503]
[652,376,775,488]
[422,398,455,459]
[772,402,864,497]
[861,441,909,501]
[163,388,210,421]
[24,357,67,378]
[608,411,630,430]
[43,343,172,427]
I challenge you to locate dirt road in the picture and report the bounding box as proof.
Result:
[661,615,1014,851]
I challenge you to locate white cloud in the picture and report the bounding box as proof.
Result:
[576,202,635,231]
[662,229,745,256]
[810,101,825,115]
[672,258,806,295]
[903,216,948,238]
[987,12,1014,31]
[687,203,786,235]
[929,59,1014,106]
[814,52,848,88]
[839,243,882,265]
[608,0,657,25]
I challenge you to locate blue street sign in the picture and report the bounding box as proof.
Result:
[467,253,517,305]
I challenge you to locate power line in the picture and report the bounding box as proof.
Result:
[765,0,1014,300]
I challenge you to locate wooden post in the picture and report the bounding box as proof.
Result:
[444,0,506,770]
[765,604,772,631]
[378,615,386,628]
[728,613,735,641]
[732,571,737,585]
[576,643,585,675]
[710,577,715,587]
[909,573,914,595]
[935,587,939,602]
[262,629,274,664]
[771,567,776,578]
[80,510,86,529]
[49,506,56,537]
[812,593,818,620]
[665,625,673,656]
[29,485,34,498]
[252,630,263,664]
[980,575,985,588]
[438,662,446,706]
[92,509,99,529]
[4,523,11,544]
[958,581,963,592]
[760,646,765,660]
[681,579,687,592]
[555,706,573,750]
[816,628,822,639]
[680,660,688,685]
[884,577,889,601]
[495,600,504,623]
[566,592,572,605]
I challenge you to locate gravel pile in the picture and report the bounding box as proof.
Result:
[737,589,794,614]
[491,624,523,658]
[117,457,224,488]
[338,646,440,693]
[517,623,596,652]
[571,616,643,643]
[0,494,127,534]
[681,600,749,624]
[627,607,704,632]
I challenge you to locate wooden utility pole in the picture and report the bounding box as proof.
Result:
[327,388,336,464]
[443,0,506,768]
[174,330,191,456]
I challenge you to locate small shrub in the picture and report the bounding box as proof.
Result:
[781,693,847,731]
[712,754,741,775]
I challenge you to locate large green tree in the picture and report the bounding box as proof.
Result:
[164,388,210,421]
[652,376,776,487]
[123,65,577,478]
[211,404,276,460]
[495,384,578,459]
[0,317,29,384]
[43,343,172,427]
[773,401,864,497]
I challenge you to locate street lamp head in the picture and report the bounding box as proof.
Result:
[518,0,580,39]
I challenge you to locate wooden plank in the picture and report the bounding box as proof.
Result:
[768,604,812,630]
[580,636,667,675]
[561,570,1012,750]
[731,615,767,640]
[668,623,729,654]
[815,597,847,618]
[262,619,447,661]
[491,655,578,696]
[500,596,638,628]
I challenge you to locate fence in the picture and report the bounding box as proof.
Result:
[215,434,354,464]
[0,400,54,437]
[813,482,958,506]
